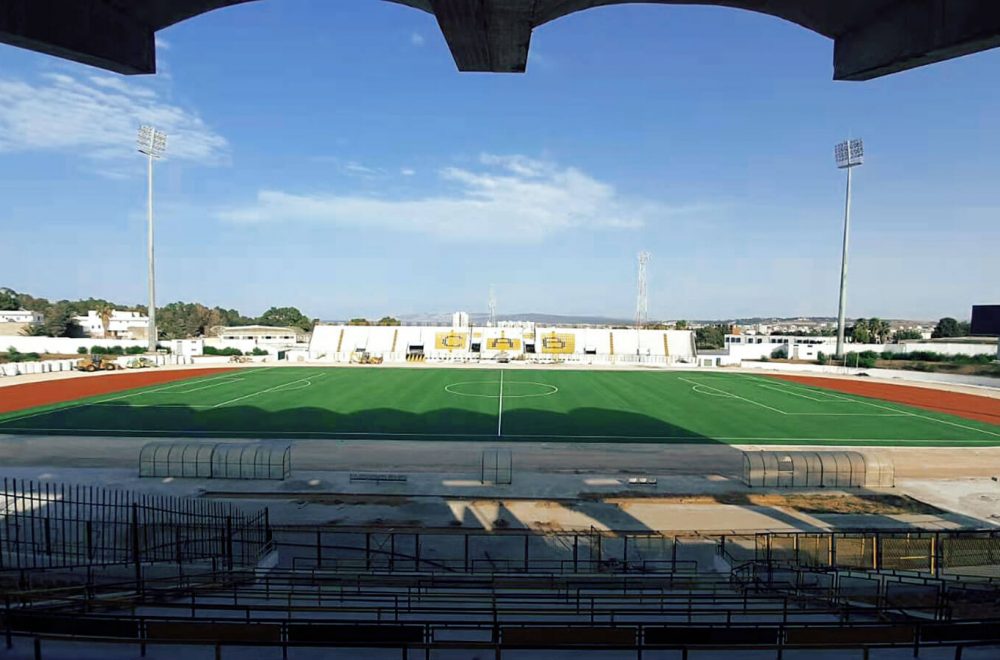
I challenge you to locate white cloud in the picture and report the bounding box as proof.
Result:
[401,168,416,176]
[217,154,691,242]
[0,71,228,167]
[410,32,426,47]
[155,36,171,51]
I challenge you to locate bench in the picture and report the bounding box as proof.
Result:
[349,472,407,483]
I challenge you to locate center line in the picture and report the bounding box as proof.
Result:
[497,369,504,438]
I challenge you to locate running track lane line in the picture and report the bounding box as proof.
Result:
[0,369,264,427]
[742,373,1000,437]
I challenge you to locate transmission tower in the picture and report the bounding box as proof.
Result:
[636,251,650,330]
[488,285,497,327]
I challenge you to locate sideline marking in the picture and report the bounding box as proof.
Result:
[748,374,999,435]
[0,427,991,446]
[0,370,258,426]
[98,370,259,402]
[805,388,1000,438]
[755,382,833,402]
[679,377,788,415]
[497,369,504,438]
[172,378,245,394]
[210,373,325,409]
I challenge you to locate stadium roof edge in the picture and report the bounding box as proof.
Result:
[1,1,999,80]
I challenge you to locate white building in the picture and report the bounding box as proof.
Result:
[74,310,149,340]
[0,310,44,324]
[452,311,470,328]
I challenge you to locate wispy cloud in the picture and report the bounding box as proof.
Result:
[217,154,694,242]
[401,167,416,176]
[410,32,426,47]
[0,71,228,168]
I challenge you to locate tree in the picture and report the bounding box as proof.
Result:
[674,320,688,330]
[0,288,18,311]
[695,324,726,350]
[376,317,401,326]
[868,317,891,344]
[257,306,313,332]
[348,318,371,326]
[850,318,871,344]
[40,305,83,338]
[932,317,962,338]
[893,329,923,342]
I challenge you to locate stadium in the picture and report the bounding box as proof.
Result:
[2,2,1000,660]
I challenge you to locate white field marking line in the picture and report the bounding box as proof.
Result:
[170,378,245,394]
[678,377,788,415]
[497,369,504,438]
[691,384,736,398]
[209,373,325,409]
[86,404,215,409]
[443,381,559,399]
[803,388,1000,438]
[756,383,832,402]
[1,427,990,445]
[97,369,263,402]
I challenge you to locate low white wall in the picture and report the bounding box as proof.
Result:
[0,354,191,378]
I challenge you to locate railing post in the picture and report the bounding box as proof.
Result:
[225,516,233,571]
[131,503,142,595]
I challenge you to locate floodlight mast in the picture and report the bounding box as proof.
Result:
[834,138,863,359]
[137,126,167,353]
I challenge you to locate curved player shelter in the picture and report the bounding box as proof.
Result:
[139,441,291,481]
[743,450,894,489]
[1,1,999,82]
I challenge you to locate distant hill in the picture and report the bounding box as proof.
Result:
[397,312,635,326]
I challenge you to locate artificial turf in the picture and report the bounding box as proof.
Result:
[0,367,997,446]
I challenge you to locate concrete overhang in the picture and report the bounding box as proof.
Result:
[1,0,999,80]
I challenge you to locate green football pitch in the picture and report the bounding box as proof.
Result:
[0,367,997,446]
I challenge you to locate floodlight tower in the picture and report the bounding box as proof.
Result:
[636,251,650,355]
[833,138,863,359]
[636,251,650,329]
[137,125,167,353]
[488,285,497,327]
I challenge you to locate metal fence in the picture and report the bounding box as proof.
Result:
[0,478,270,573]
[749,530,1000,576]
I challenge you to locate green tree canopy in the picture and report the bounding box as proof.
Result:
[695,324,726,350]
[674,320,688,330]
[348,318,371,326]
[376,316,401,326]
[40,305,84,338]
[932,317,963,338]
[850,318,871,343]
[0,288,19,311]
[257,306,313,332]
[893,329,923,342]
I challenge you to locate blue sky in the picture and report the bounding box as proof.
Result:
[0,1,997,321]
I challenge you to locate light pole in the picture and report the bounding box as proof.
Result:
[137,126,167,353]
[834,138,863,359]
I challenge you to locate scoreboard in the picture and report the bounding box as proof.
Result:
[970,305,1000,336]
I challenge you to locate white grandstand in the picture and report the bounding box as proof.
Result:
[308,321,697,365]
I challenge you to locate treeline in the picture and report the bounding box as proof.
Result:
[0,288,314,340]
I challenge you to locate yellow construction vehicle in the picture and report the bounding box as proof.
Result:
[76,355,121,372]
[125,357,156,369]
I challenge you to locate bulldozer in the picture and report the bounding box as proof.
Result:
[76,354,121,372]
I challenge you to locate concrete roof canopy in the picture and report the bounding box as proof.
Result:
[1,1,1000,80]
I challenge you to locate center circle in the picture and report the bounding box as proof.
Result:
[444,380,559,399]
